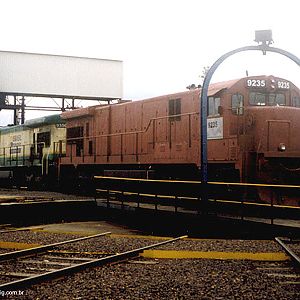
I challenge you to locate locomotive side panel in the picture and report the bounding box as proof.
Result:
[94,106,110,162]
[62,108,96,166]
[168,94,189,161]
[123,101,142,163]
[82,116,94,164]
[189,93,200,165]
[0,126,32,167]
[140,99,158,159]
[151,96,171,162]
[109,104,125,163]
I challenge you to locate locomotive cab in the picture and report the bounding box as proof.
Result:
[229,76,300,205]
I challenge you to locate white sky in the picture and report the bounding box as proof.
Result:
[0,0,299,125]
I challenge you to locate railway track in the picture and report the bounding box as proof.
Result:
[0,232,187,290]
[0,224,13,233]
[0,225,45,234]
[256,237,300,287]
[275,237,300,266]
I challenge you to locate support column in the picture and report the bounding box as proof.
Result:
[21,96,25,124]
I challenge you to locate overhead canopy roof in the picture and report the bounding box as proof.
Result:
[0,50,123,100]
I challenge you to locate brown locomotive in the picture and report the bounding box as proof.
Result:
[59,75,300,206]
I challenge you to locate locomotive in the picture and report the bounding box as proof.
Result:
[59,75,300,206]
[0,114,66,188]
[1,75,300,206]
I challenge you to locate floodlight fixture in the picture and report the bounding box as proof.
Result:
[255,30,273,46]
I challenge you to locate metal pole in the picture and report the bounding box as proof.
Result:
[13,96,18,125]
[20,96,25,124]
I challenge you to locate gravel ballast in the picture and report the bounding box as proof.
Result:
[22,259,299,300]
[1,229,299,299]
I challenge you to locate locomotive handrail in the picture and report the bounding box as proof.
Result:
[0,141,47,175]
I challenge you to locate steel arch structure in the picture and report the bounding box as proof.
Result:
[200,44,300,184]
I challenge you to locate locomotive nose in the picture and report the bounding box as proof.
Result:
[266,119,290,153]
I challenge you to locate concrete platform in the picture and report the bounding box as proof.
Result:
[37,221,140,235]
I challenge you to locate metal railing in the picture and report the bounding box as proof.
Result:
[94,176,300,221]
[0,142,49,175]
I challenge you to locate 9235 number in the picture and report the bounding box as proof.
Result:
[247,79,266,87]
[277,81,290,89]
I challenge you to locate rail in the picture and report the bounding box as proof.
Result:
[275,237,300,266]
[0,232,111,262]
[0,235,187,290]
[94,176,300,220]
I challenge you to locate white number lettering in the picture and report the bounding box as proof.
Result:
[247,79,266,88]
[277,81,290,89]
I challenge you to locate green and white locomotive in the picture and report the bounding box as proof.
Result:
[0,114,66,188]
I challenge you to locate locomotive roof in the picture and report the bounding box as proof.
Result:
[59,78,241,120]
[60,100,132,120]
[61,105,100,120]
[0,114,63,134]
[59,75,299,121]
[25,114,64,128]
[0,123,29,134]
[207,78,240,96]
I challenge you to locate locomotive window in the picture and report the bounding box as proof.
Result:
[292,96,300,107]
[67,126,84,157]
[249,92,266,106]
[208,97,220,116]
[268,93,285,106]
[169,98,181,121]
[250,92,286,106]
[37,131,51,147]
[67,126,84,144]
[231,94,244,115]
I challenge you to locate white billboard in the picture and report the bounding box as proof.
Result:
[0,51,123,99]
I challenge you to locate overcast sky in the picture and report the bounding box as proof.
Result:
[0,0,299,124]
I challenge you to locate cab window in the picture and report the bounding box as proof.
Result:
[268,93,285,106]
[37,131,51,147]
[250,92,286,106]
[231,94,244,115]
[208,97,220,116]
[292,96,300,107]
[249,92,266,106]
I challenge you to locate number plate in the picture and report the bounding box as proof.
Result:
[207,117,223,140]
